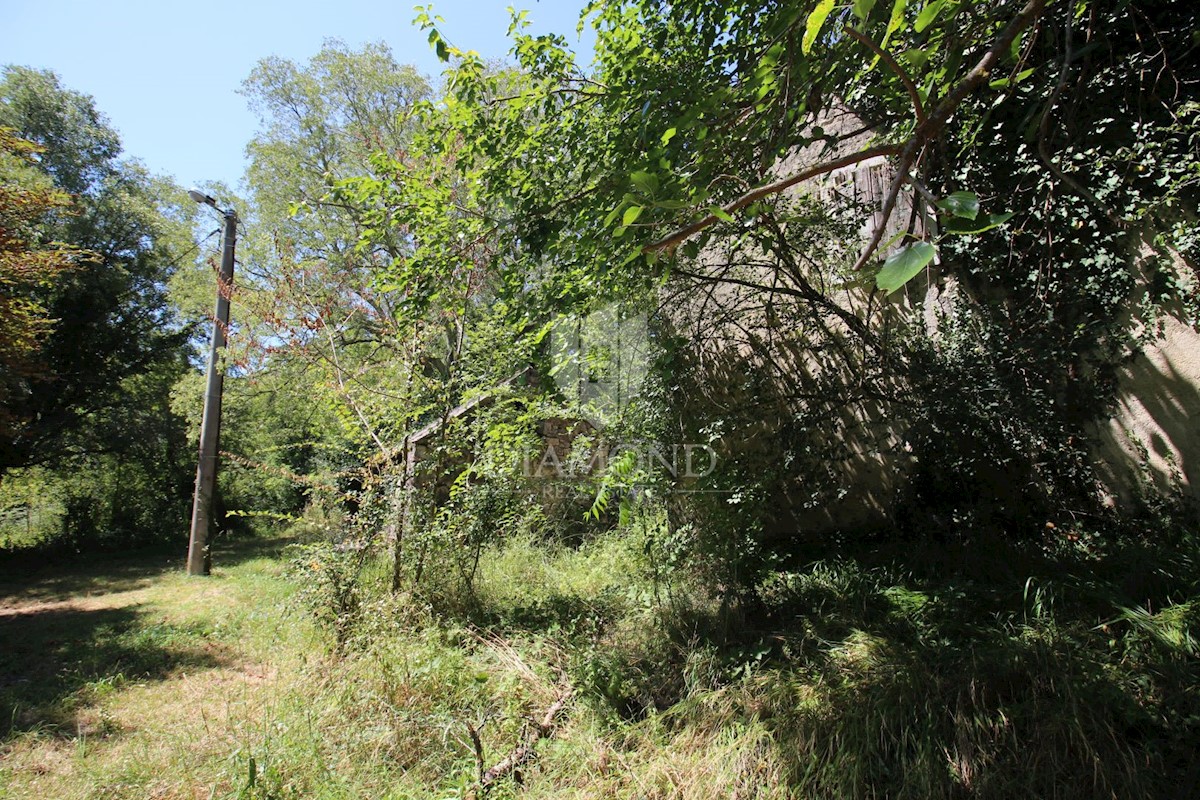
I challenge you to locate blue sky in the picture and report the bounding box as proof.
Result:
[1,0,592,190]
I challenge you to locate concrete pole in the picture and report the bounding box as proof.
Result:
[187,208,236,576]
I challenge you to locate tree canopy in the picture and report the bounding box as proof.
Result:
[314,0,1196,554]
[0,67,193,476]
[0,127,80,451]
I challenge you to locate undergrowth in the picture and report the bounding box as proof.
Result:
[274,517,1200,800]
[3,523,1197,799]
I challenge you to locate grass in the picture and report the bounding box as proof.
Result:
[0,536,311,800]
[1,523,1198,799]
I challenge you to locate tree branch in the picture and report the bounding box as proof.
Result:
[850,0,1052,271]
[919,0,1052,140]
[849,142,920,272]
[644,143,903,253]
[842,25,928,127]
[1036,6,1128,227]
[467,689,572,798]
[646,0,1050,260]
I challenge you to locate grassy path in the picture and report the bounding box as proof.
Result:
[0,538,307,800]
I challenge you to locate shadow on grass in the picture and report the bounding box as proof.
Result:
[0,533,295,605]
[0,554,177,606]
[0,602,229,740]
[755,551,1194,796]
[523,532,1200,798]
[0,534,292,740]
[212,533,298,568]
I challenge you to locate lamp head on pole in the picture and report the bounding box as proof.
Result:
[188,187,236,221]
[187,187,218,208]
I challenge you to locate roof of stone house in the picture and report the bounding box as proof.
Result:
[408,365,537,447]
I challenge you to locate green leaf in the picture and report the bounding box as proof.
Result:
[622,205,644,226]
[707,205,735,224]
[660,127,677,145]
[630,170,659,194]
[759,42,785,69]
[936,191,980,220]
[988,67,1036,89]
[914,0,947,32]
[803,0,837,55]
[943,211,1015,235]
[588,486,609,520]
[900,48,930,72]
[853,0,877,22]
[880,0,908,52]
[876,242,936,294]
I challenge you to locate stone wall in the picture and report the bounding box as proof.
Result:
[671,106,1200,531]
[1095,312,1200,510]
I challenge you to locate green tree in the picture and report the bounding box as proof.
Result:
[0,67,195,547]
[234,41,436,455]
[0,67,192,476]
[0,127,80,455]
[241,39,430,267]
[343,0,1197,574]
[166,43,441,535]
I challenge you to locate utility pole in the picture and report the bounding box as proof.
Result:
[187,189,236,576]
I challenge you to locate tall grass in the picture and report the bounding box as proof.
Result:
[281,515,1196,797]
[3,523,1197,799]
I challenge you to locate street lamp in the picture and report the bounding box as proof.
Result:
[187,187,236,576]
